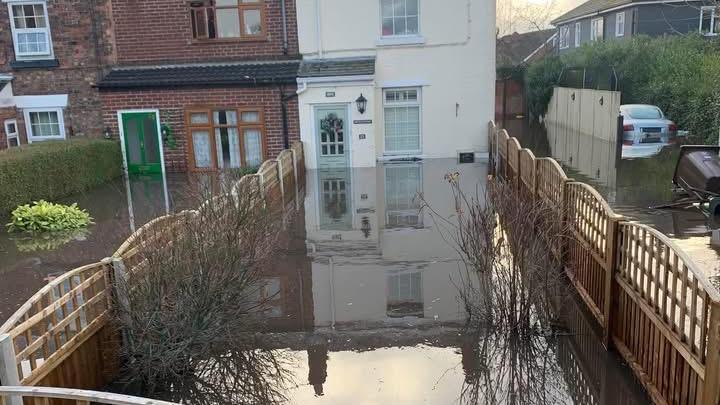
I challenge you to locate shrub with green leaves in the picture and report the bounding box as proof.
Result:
[6,200,93,233]
[0,139,122,215]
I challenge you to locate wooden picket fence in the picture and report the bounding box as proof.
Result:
[489,121,720,405]
[0,142,306,405]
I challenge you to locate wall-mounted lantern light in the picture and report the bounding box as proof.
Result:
[356,93,368,115]
[103,127,112,139]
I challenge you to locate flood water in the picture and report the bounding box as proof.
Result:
[0,174,187,323]
[511,118,720,279]
[0,159,652,404]
[262,160,650,404]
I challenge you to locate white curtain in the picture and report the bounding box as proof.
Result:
[244,129,262,167]
[192,130,212,168]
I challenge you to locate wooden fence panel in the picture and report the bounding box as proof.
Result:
[518,148,536,198]
[612,222,720,405]
[507,137,521,184]
[0,262,117,392]
[564,182,622,326]
[497,130,509,180]
[536,158,569,208]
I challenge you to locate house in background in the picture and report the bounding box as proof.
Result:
[98,0,302,174]
[553,0,719,53]
[495,29,556,127]
[294,0,496,169]
[0,0,114,150]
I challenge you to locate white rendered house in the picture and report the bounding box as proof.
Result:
[296,0,496,169]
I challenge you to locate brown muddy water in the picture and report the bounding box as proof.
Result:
[0,160,651,404]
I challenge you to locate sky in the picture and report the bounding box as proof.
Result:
[497,0,586,35]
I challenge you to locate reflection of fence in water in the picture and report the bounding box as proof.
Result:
[490,120,720,405]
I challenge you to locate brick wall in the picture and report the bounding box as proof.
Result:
[100,85,299,172]
[0,0,116,140]
[111,0,299,65]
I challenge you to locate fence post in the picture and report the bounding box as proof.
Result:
[276,157,286,202]
[111,257,133,353]
[602,218,621,348]
[0,334,22,405]
[703,300,720,405]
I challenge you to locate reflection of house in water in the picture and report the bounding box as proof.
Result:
[304,160,484,329]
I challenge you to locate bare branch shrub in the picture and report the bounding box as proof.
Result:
[422,175,575,404]
[111,171,294,404]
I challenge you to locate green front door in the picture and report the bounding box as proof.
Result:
[121,112,162,174]
[316,106,349,168]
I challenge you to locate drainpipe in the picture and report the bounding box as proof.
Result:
[281,0,289,55]
[280,85,299,149]
[315,0,323,58]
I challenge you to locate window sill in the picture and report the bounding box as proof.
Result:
[11,59,59,70]
[191,36,268,44]
[376,35,425,47]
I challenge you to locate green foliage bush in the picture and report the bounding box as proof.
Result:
[0,139,122,215]
[6,200,93,232]
[526,35,720,144]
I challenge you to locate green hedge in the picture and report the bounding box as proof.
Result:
[0,139,123,215]
[526,35,720,144]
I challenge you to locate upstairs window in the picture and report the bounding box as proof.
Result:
[700,6,719,36]
[190,0,265,40]
[8,1,53,60]
[381,0,419,36]
[590,17,604,41]
[575,22,581,47]
[615,11,625,37]
[559,26,570,49]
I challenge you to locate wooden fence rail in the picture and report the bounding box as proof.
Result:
[489,121,720,405]
[0,142,306,404]
[0,386,178,405]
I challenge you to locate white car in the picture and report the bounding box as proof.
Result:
[620,104,677,158]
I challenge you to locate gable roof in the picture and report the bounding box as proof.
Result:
[299,57,376,78]
[98,60,300,89]
[496,29,556,67]
[552,0,635,24]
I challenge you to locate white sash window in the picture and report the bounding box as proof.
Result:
[7,1,54,60]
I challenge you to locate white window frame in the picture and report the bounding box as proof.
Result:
[615,11,625,37]
[700,6,718,37]
[559,26,570,49]
[4,119,19,147]
[380,0,420,38]
[23,107,65,143]
[575,22,581,47]
[590,17,604,41]
[383,87,422,155]
[6,0,54,60]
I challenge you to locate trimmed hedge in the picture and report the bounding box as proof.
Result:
[526,35,720,144]
[0,139,123,215]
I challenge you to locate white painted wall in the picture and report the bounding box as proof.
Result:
[297,0,496,168]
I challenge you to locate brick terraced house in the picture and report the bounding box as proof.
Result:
[98,0,301,174]
[0,0,114,149]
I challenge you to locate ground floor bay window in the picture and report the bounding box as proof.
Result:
[187,108,265,171]
[383,88,421,155]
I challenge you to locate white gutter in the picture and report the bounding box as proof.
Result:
[552,0,694,25]
[296,79,308,95]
